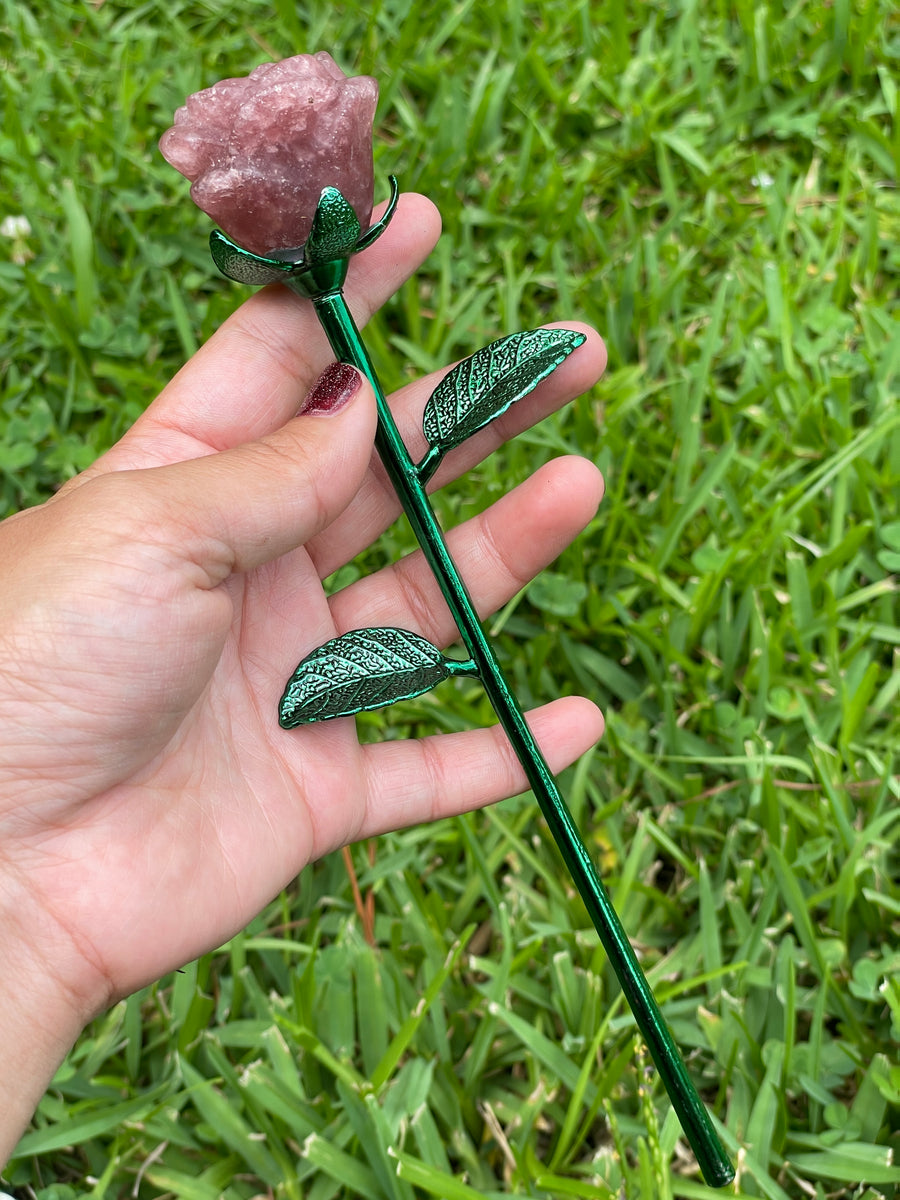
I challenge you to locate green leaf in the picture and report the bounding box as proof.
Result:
[788,1143,900,1185]
[279,627,450,727]
[140,1165,223,1200]
[657,129,713,175]
[485,997,597,1104]
[12,1082,171,1157]
[392,1149,495,1199]
[532,1173,616,1200]
[420,327,585,464]
[526,571,588,618]
[59,179,96,327]
[370,925,474,1090]
[178,1057,281,1185]
[354,943,389,1077]
[209,231,298,286]
[301,1132,382,1198]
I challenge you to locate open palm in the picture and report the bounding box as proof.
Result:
[0,194,605,1028]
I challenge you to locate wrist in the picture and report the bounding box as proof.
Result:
[0,876,92,1167]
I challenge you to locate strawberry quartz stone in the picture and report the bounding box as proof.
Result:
[159,52,378,256]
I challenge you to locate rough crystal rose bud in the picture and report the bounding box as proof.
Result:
[159,52,378,256]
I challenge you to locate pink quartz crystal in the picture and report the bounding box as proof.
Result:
[160,53,378,255]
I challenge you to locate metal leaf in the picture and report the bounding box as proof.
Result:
[209,231,299,286]
[304,187,361,265]
[355,175,400,252]
[279,627,450,728]
[421,328,586,457]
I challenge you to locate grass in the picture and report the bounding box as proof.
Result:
[1,0,898,1196]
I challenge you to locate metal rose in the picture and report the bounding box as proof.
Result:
[159,52,378,255]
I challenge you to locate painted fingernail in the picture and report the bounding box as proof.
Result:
[300,362,363,416]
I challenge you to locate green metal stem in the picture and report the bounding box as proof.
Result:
[307,287,734,1189]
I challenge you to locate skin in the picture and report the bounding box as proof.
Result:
[0,195,606,1163]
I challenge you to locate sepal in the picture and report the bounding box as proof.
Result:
[304,187,362,265]
[209,230,300,286]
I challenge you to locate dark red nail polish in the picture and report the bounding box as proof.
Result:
[300,362,362,416]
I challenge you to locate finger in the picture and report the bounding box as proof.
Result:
[307,324,607,579]
[84,365,377,580]
[327,455,604,647]
[85,193,442,474]
[352,696,604,845]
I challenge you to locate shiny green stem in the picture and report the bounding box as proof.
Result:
[302,284,734,1189]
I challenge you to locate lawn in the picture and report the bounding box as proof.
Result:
[0,1,898,1197]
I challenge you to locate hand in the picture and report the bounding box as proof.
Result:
[0,195,605,1158]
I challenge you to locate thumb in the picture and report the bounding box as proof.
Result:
[113,362,378,579]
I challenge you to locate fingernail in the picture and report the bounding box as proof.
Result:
[300,362,363,417]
